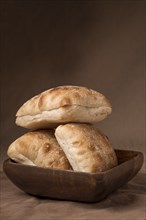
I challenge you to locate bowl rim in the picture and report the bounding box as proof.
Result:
[3,149,144,176]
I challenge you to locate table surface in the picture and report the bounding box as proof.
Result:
[0,171,146,220]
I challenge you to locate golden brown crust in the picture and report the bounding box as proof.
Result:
[55,123,118,173]
[16,86,111,116]
[7,130,72,170]
[16,86,112,129]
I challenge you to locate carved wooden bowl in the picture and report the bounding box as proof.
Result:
[3,149,143,203]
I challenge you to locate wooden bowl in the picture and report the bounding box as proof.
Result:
[3,149,143,203]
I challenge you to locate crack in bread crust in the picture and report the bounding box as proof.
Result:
[16,105,111,129]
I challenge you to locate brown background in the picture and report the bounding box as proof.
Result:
[0,1,146,220]
[0,0,145,172]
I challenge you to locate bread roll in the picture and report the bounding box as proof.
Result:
[7,130,71,170]
[55,123,118,173]
[16,86,112,129]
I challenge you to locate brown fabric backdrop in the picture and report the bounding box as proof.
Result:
[0,0,145,172]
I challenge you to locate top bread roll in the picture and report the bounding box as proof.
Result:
[16,85,112,129]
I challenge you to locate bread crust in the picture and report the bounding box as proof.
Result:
[7,130,71,170]
[16,86,112,129]
[55,123,118,173]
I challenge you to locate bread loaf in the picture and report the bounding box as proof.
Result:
[7,130,72,170]
[55,123,118,173]
[16,86,112,129]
